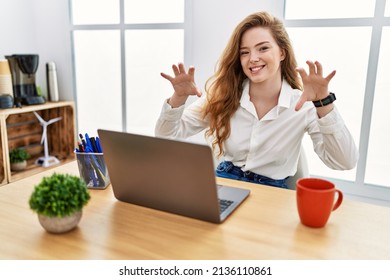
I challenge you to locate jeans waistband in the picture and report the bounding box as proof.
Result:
[216,161,288,188]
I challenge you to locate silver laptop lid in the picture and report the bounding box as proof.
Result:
[98,129,250,223]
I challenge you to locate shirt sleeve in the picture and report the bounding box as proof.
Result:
[154,97,209,139]
[307,106,359,170]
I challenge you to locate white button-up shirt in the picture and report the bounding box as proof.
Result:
[155,79,359,179]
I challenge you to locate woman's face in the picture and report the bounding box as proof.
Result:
[239,27,285,85]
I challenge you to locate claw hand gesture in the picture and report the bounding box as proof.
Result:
[295,61,336,111]
[161,63,202,107]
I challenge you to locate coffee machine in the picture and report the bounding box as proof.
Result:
[5,54,46,107]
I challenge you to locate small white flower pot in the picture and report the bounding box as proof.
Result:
[10,160,27,171]
[38,211,82,234]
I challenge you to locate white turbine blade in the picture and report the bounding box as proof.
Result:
[47,117,62,125]
[33,111,46,124]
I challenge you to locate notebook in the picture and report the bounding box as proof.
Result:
[97,129,250,223]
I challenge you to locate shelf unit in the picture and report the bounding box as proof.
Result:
[0,101,77,184]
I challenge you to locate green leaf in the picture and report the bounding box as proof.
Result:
[29,173,91,218]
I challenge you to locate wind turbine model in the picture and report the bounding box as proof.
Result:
[33,111,62,168]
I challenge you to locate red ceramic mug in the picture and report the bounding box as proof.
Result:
[296,178,343,228]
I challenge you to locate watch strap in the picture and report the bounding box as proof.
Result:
[312,92,336,107]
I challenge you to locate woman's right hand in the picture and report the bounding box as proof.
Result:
[160,63,202,108]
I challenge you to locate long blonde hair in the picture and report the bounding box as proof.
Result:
[202,11,302,156]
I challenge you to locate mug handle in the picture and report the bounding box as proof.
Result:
[332,189,343,211]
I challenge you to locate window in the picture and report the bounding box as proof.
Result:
[284,0,390,200]
[125,29,184,134]
[285,0,375,19]
[287,27,370,182]
[70,0,187,136]
[365,26,390,186]
[71,0,120,24]
[124,0,184,23]
[72,30,122,133]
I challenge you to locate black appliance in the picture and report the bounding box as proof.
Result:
[5,54,45,107]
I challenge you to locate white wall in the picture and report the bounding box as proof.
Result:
[0,0,283,101]
[33,0,74,101]
[0,0,73,101]
[191,0,283,88]
[0,0,37,56]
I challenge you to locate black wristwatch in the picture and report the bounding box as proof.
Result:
[312,92,336,107]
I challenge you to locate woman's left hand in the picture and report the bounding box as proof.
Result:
[295,60,336,111]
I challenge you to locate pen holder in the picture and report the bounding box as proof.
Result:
[75,152,110,189]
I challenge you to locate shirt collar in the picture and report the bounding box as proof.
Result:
[240,79,293,119]
[278,79,293,109]
[240,80,257,116]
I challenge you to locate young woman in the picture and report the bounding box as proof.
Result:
[155,11,358,188]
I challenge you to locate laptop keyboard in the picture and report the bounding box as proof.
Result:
[219,199,234,214]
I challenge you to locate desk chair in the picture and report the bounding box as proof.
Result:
[286,147,309,190]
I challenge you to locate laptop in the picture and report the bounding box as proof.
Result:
[97,129,250,223]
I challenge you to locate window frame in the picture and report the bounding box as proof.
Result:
[69,0,192,132]
[283,0,390,203]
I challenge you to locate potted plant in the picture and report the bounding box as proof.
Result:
[9,147,30,171]
[29,173,91,233]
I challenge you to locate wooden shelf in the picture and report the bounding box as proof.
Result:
[0,101,77,184]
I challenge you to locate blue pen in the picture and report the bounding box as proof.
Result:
[94,136,106,177]
[86,134,104,172]
[84,144,94,153]
[95,137,103,153]
[83,153,97,186]
[85,133,94,152]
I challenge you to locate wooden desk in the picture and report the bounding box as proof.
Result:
[1,161,389,260]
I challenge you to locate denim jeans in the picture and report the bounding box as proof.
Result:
[216,161,288,189]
